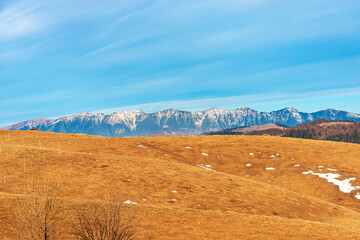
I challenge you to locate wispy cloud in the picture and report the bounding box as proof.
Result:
[93,86,360,114]
[0,0,49,39]
[0,90,73,111]
[80,30,156,59]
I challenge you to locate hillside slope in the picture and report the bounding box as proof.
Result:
[0,130,360,239]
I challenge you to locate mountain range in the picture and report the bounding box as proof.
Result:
[2,107,360,137]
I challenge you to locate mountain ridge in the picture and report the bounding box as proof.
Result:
[2,107,360,137]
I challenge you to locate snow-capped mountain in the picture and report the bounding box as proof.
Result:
[3,107,360,137]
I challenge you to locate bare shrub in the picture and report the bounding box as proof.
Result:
[73,197,138,240]
[11,181,64,240]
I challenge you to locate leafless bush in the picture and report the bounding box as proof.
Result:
[73,197,138,240]
[11,181,64,240]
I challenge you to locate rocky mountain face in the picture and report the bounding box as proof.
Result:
[3,107,360,137]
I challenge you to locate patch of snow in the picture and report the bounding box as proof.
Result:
[138,144,147,148]
[185,146,191,149]
[328,168,337,171]
[246,164,252,167]
[302,170,360,196]
[356,194,360,200]
[270,155,276,158]
[201,153,208,156]
[205,164,211,168]
[294,164,300,167]
[172,190,177,193]
[123,200,138,205]
[275,153,280,156]
[164,154,168,156]
[196,164,215,171]
[318,166,324,168]
[266,167,276,170]
[143,198,147,201]
[126,179,131,182]
[249,153,254,156]
[171,199,177,201]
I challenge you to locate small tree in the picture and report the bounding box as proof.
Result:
[12,181,64,240]
[73,197,138,240]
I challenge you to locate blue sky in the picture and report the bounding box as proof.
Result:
[1,0,359,127]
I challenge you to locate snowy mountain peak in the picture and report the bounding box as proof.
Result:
[3,107,360,136]
[205,107,226,114]
[281,107,299,112]
[112,110,142,115]
[236,106,250,111]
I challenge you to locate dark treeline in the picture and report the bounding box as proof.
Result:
[325,129,360,143]
[283,129,315,139]
[283,129,360,144]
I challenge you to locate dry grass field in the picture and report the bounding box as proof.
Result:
[0,130,360,239]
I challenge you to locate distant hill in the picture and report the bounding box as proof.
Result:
[283,119,360,143]
[2,107,360,137]
[204,123,288,136]
[144,131,193,137]
[206,119,360,144]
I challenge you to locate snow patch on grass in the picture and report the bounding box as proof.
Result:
[196,164,215,171]
[201,153,208,156]
[266,167,276,170]
[123,200,138,204]
[302,170,360,198]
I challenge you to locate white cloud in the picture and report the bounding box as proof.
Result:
[0,1,47,39]
[93,86,360,114]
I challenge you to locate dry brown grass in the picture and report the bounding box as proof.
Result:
[73,196,138,240]
[318,122,354,127]
[10,181,64,240]
[0,130,360,239]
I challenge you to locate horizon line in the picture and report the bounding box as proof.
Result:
[1,106,358,129]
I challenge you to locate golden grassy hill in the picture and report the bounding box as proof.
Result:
[0,130,360,239]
